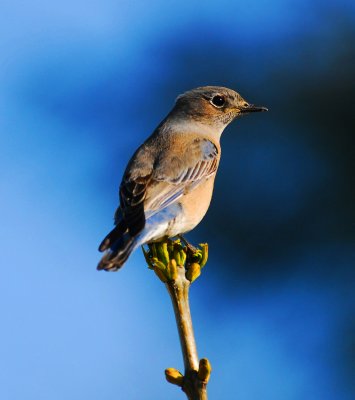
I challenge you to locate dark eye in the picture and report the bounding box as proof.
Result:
[211,95,225,108]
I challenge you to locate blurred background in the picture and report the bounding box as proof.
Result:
[0,1,354,399]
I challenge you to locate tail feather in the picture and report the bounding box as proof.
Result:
[97,227,136,271]
[98,220,127,252]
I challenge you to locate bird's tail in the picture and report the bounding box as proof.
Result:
[97,226,136,271]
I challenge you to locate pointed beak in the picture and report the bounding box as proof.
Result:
[239,104,268,113]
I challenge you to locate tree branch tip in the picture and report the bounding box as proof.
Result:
[142,237,209,285]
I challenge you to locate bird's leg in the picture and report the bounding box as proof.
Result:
[178,235,198,254]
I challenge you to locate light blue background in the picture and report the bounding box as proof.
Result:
[1,1,354,399]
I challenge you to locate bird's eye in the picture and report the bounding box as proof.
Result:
[211,95,225,108]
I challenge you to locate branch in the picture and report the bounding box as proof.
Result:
[142,240,211,400]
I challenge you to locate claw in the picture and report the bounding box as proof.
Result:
[178,235,198,253]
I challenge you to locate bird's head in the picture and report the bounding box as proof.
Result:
[173,86,268,132]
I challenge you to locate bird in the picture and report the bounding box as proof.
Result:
[97,86,267,271]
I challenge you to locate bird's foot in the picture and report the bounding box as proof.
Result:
[178,235,198,254]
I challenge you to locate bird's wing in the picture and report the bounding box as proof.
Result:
[118,136,219,236]
[146,137,219,213]
[119,174,152,236]
[110,138,156,237]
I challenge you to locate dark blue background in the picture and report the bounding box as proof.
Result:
[1,1,354,399]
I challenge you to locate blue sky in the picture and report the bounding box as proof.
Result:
[1,1,354,399]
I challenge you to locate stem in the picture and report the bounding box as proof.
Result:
[165,266,208,400]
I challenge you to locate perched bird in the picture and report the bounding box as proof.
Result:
[98,86,267,271]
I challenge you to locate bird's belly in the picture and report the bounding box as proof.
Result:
[164,213,193,237]
[137,176,216,244]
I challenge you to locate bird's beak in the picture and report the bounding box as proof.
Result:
[239,104,268,113]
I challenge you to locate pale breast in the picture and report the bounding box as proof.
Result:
[165,175,216,236]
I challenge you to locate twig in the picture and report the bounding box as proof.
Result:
[142,240,211,400]
[166,266,208,399]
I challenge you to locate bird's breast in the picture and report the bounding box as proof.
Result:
[166,175,216,236]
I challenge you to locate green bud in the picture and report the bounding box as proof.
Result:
[151,258,167,272]
[190,248,202,264]
[179,249,187,266]
[186,263,201,282]
[154,266,167,282]
[156,242,170,266]
[197,358,212,383]
[166,259,178,281]
[173,248,182,266]
[165,368,184,386]
[167,240,174,254]
[199,243,208,268]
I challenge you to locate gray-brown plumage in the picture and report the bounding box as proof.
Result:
[98,86,267,271]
